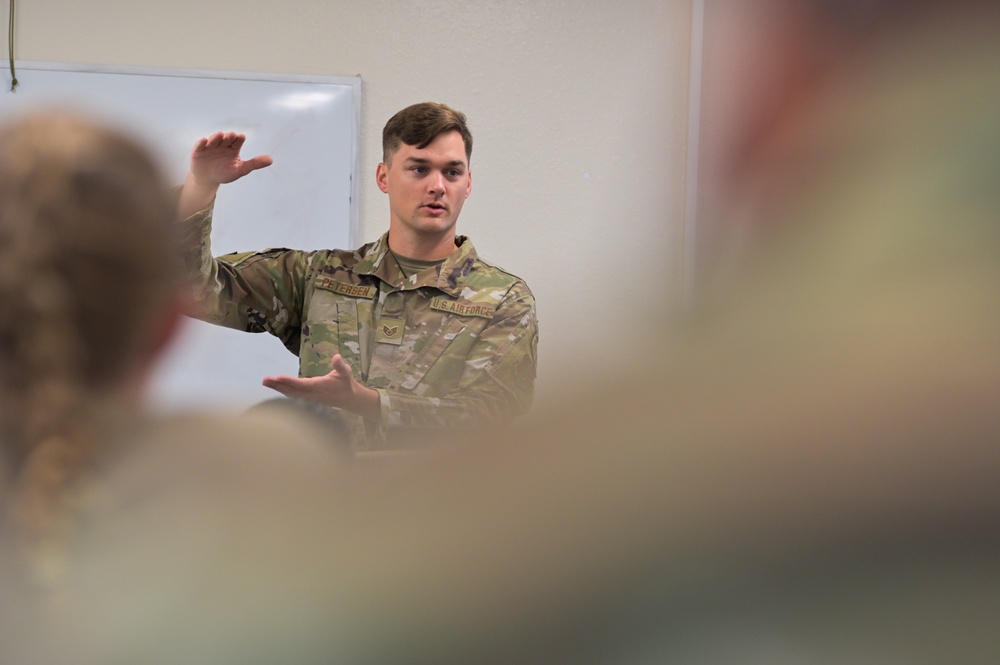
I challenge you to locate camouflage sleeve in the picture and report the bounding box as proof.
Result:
[374,280,539,438]
[178,204,309,354]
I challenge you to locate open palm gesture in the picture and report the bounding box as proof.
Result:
[190,131,273,187]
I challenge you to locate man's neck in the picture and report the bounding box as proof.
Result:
[387,232,457,261]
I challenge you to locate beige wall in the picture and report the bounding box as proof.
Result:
[11,0,693,401]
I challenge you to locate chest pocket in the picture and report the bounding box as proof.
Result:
[388,315,471,391]
[336,299,375,378]
[301,278,376,378]
[373,305,495,394]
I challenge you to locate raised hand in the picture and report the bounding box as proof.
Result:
[178,131,273,220]
[190,131,273,187]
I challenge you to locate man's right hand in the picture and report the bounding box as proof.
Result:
[177,131,273,220]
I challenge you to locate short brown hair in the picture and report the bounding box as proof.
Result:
[382,102,473,164]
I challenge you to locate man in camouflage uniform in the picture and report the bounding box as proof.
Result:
[176,103,538,449]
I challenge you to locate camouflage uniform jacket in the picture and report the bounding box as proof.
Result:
[180,204,538,449]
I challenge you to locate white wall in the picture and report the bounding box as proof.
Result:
[11,0,693,404]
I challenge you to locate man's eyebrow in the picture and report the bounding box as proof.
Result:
[403,156,467,168]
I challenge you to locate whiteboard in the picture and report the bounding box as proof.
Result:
[0,61,361,413]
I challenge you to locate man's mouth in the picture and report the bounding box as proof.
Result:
[423,202,446,212]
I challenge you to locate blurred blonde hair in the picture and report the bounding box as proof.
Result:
[0,111,180,584]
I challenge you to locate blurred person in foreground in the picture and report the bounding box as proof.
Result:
[0,112,351,664]
[4,0,999,661]
[275,1,1000,663]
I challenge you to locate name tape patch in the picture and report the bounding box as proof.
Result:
[430,297,494,319]
[315,277,377,300]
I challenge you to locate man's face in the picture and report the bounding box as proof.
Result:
[377,130,472,257]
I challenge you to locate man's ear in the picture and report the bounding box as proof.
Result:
[376,162,389,193]
[465,169,472,198]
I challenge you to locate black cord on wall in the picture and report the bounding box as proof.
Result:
[9,0,18,91]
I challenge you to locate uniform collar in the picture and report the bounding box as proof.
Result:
[357,232,478,297]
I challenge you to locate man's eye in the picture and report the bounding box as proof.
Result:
[411,166,426,174]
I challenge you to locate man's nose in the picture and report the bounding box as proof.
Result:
[427,171,445,194]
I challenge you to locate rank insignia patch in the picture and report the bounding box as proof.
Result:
[376,317,405,345]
